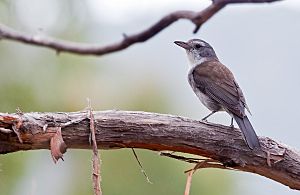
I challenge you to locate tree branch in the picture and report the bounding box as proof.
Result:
[0,110,299,190]
[0,0,281,56]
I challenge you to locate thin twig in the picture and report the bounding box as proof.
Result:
[184,159,211,195]
[131,148,153,184]
[184,170,195,195]
[160,152,206,163]
[0,0,280,56]
[160,152,237,173]
[88,99,102,195]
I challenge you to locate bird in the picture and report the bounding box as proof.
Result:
[174,39,260,149]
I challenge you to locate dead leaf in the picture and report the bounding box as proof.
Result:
[50,127,67,163]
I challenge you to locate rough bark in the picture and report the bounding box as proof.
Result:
[0,110,299,190]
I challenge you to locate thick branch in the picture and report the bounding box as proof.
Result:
[0,110,299,190]
[0,0,281,56]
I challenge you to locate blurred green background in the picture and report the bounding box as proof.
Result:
[0,0,300,195]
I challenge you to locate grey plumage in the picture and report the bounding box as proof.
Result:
[233,115,260,149]
[175,39,260,149]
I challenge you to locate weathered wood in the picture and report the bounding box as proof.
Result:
[0,110,299,190]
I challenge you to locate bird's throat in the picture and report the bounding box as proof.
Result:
[188,56,210,68]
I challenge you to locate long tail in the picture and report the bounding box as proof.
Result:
[233,115,260,149]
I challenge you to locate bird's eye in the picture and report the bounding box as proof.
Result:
[195,44,201,49]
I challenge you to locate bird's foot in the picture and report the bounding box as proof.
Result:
[201,118,208,123]
[229,118,234,128]
[201,111,217,122]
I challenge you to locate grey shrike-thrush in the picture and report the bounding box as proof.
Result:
[174,39,260,149]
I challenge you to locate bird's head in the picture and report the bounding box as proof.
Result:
[174,39,218,67]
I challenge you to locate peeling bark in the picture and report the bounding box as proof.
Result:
[0,110,299,190]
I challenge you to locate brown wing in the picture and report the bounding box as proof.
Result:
[192,61,249,117]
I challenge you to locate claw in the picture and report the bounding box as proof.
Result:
[229,118,234,128]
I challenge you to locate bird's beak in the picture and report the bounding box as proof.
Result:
[174,41,191,50]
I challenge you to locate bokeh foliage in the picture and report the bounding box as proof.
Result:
[0,1,233,195]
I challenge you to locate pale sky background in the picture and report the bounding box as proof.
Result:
[1,0,300,195]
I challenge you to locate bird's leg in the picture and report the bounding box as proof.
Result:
[201,111,217,122]
[230,117,234,128]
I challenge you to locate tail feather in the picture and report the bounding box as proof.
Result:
[233,115,260,149]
